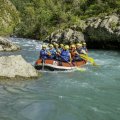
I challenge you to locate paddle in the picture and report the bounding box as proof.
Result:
[59,55,73,67]
[42,58,45,70]
[56,54,86,71]
[80,54,97,66]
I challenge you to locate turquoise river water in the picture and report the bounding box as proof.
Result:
[0,38,120,120]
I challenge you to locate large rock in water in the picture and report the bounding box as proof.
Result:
[46,28,85,44]
[85,14,120,49]
[0,55,38,79]
[0,37,20,51]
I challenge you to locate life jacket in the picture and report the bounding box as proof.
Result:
[61,50,70,62]
[55,48,61,59]
[40,49,48,59]
[76,48,83,54]
[70,49,81,61]
[77,47,87,54]
[47,48,56,59]
[83,47,88,53]
[70,49,76,59]
[75,48,87,61]
[55,48,61,53]
[59,48,63,52]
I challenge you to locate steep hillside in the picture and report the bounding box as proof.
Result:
[9,0,120,39]
[0,0,19,36]
[1,0,120,42]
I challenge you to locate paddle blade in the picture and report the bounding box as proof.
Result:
[80,54,98,66]
[88,57,94,63]
[80,54,88,61]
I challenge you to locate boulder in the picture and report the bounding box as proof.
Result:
[86,14,120,35]
[46,28,85,44]
[0,55,38,79]
[0,37,20,51]
[85,14,120,49]
[45,13,120,49]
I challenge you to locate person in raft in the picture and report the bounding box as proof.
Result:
[76,43,87,55]
[70,44,77,62]
[39,45,48,60]
[70,43,87,62]
[58,45,71,62]
[82,42,88,53]
[47,44,56,59]
[54,43,61,53]
[59,44,64,52]
[39,43,87,62]
[54,43,61,60]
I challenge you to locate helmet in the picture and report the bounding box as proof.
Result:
[83,42,86,45]
[49,44,53,48]
[42,45,47,48]
[55,43,59,46]
[76,43,82,46]
[64,45,69,50]
[60,44,64,47]
[71,44,76,48]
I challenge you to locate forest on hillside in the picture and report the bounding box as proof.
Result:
[1,0,120,39]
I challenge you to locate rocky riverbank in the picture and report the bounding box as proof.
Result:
[46,14,120,49]
[85,14,120,49]
[1,0,120,49]
[0,55,38,79]
[46,28,85,44]
[0,37,20,51]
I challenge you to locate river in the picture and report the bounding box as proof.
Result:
[0,38,120,120]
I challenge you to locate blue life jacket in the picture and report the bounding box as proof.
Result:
[76,48,83,54]
[55,48,61,53]
[82,47,88,52]
[40,49,48,59]
[61,50,70,62]
[55,48,61,60]
[47,48,56,59]
[59,48,63,52]
[75,48,85,61]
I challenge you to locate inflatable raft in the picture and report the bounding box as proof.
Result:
[35,59,87,71]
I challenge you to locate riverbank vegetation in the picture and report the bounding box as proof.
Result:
[0,0,19,36]
[1,0,120,39]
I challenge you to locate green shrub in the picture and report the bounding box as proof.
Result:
[1,0,119,38]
